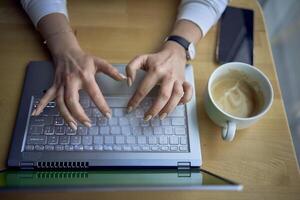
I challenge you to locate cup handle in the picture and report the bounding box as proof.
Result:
[221,121,236,141]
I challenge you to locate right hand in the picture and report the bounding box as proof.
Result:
[31,47,126,130]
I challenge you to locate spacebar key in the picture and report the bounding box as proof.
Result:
[105,97,130,107]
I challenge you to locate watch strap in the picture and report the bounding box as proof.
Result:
[167,35,190,50]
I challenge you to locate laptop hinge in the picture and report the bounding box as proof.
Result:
[20,161,34,170]
[177,162,191,177]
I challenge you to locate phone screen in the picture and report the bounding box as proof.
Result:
[216,6,254,65]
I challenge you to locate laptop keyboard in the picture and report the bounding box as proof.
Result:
[23,95,189,153]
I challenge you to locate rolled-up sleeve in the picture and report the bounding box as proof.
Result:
[21,0,68,27]
[177,0,228,36]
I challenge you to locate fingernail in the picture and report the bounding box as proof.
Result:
[83,121,92,128]
[105,112,111,119]
[31,109,37,116]
[127,106,133,113]
[144,115,152,121]
[69,122,77,130]
[127,77,132,87]
[119,73,127,80]
[159,113,167,120]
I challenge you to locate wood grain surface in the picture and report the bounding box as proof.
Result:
[0,0,299,199]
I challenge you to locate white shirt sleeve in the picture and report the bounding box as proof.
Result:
[177,0,228,36]
[20,0,68,27]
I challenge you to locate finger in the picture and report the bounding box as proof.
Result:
[32,85,57,116]
[127,71,159,112]
[64,80,91,127]
[84,78,111,118]
[56,86,78,130]
[144,78,174,120]
[126,55,148,86]
[179,81,193,104]
[159,81,184,119]
[94,57,126,81]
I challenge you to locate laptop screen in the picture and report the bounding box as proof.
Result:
[0,169,241,191]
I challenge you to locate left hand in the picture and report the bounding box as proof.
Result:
[126,41,193,121]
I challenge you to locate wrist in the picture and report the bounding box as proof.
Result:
[162,41,187,61]
[46,31,82,56]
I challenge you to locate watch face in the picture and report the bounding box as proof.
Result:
[188,43,196,60]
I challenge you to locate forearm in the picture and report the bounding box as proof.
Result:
[37,13,80,56]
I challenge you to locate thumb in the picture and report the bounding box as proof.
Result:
[126,55,148,86]
[93,57,126,81]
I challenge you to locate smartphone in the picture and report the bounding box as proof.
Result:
[216,6,254,65]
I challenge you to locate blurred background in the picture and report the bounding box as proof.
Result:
[259,0,300,167]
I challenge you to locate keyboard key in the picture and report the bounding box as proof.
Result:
[29,125,43,135]
[161,146,169,151]
[98,117,108,126]
[140,119,150,126]
[27,136,46,145]
[104,136,114,144]
[34,145,44,151]
[59,136,70,144]
[170,146,178,151]
[132,146,141,151]
[74,145,84,151]
[137,136,147,144]
[44,126,54,135]
[90,117,97,126]
[169,105,185,117]
[83,108,92,116]
[77,126,88,135]
[89,127,99,135]
[65,126,76,135]
[65,145,74,151]
[163,126,173,134]
[30,116,53,126]
[70,136,81,145]
[109,117,118,126]
[143,127,153,135]
[119,117,129,125]
[151,146,159,151]
[129,117,139,126]
[159,136,168,145]
[180,136,187,145]
[94,145,103,151]
[148,136,157,145]
[126,136,136,144]
[153,127,163,135]
[115,136,125,144]
[54,117,64,125]
[104,145,113,151]
[114,108,125,117]
[179,146,188,151]
[93,136,103,144]
[92,108,102,117]
[84,145,93,151]
[80,98,90,108]
[100,126,110,135]
[54,126,65,135]
[174,126,186,135]
[55,145,64,151]
[121,126,131,135]
[170,136,179,145]
[132,127,142,135]
[150,118,160,126]
[47,136,58,144]
[171,118,185,126]
[141,146,150,151]
[82,136,93,145]
[161,118,171,126]
[135,108,144,117]
[123,145,132,151]
[24,145,34,151]
[113,145,122,151]
[111,126,121,135]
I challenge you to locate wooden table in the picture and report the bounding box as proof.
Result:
[1,0,299,199]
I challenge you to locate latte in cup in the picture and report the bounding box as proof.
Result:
[211,70,265,118]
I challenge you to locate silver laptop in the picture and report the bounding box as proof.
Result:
[6,61,242,190]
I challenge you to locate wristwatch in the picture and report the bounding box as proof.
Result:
[166,35,196,60]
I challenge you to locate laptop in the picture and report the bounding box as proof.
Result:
[6,61,242,191]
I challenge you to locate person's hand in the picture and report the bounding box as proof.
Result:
[32,47,126,130]
[126,41,193,121]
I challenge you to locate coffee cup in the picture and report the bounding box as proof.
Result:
[204,62,273,141]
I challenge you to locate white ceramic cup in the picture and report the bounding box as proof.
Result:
[204,62,274,141]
